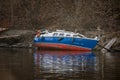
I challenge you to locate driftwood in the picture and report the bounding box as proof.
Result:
[0,35,20,39]
[101,38,117,53]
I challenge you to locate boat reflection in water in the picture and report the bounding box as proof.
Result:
[34,51,98,79]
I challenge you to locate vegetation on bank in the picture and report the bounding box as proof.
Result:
[0,0,119,30]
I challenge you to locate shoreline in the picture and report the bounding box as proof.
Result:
[0,29,119,52]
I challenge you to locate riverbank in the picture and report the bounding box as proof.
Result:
[0,29,119,51]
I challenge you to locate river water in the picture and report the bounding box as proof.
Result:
[0,48,119,80]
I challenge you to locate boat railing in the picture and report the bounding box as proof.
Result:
[76,33,87,38]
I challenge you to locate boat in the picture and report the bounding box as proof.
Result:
[34,30,99,51]
[0,28,8,34]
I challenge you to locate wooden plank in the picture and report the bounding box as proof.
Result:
[0,35,20,39]
[101,38,117,53]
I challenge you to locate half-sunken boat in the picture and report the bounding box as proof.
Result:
[34,30,99,51]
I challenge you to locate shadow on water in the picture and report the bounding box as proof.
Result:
[0,48,119,80]
[100,52,120,80]
[0,48,34,80]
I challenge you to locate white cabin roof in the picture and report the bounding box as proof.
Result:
[40,30,87,38]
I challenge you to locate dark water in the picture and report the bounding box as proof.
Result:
[0,48,119,80]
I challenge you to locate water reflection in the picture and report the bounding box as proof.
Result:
[34,51,99,80]
[0,48,119,80]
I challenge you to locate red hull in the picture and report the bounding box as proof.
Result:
[35,43,91,51]
[36,50,91,56]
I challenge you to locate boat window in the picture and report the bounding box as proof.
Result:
[73,35,79,37]
[59,33,64,36]
[66,34,71,37]
[53,33,58,36]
